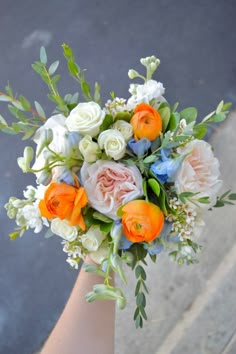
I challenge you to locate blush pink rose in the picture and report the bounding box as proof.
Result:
[80,160,143,219]
[175,140,222,206]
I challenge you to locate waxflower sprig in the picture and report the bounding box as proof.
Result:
[1,44,235,328]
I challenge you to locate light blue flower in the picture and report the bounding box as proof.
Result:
[119,235,133,250]
[127,138,151,157]
[143,241,164,255]
[150,149,182,183]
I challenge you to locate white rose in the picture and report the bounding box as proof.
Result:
[79,135,100,163]
[127,80,165,110]
[89,245,109,264]
[112,120,133,142]
[51,218,78,241]
[175,140,222,207]
[98,129,126,160]
[80,226,107,252]
[66,101,105,137]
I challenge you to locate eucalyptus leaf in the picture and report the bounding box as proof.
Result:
[48,60,59,76]
[159,106,171,132]
[180,107,198,123]
[34,101,46,118]
[40,46,47,65]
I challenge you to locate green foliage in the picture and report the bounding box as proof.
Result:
[133,264,148,328]
[32,47,68,116]
[159,105,171,132]
[62,43,102,104]
[99,114,113,132]
[214,190,236,207]
[179,107,198,123]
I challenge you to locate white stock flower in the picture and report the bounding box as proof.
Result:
[23,185,37,200]
[80,226,107,252]
[66,101,105,137]
[66,258,79,269]
[20,202,48,233]
[112,120,133,142]
[89,245,109,264]
[175,140,222,207]
[32,114,81,184]
[51,218,78,241]
[79,135,100,163]
[98,129,126,160]
[127,80,165,110]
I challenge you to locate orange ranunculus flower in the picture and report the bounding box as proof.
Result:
[39,182,88,230]
[130,103,162,141]
[121,200,164,243]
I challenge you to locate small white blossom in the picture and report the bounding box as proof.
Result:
[104,97,127,116]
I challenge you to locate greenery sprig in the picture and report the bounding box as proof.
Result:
[134,264,148,328]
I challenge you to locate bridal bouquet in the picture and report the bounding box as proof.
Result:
[1,45,235,328]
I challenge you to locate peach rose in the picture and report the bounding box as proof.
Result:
[80,161,143,220]
[175,140,222,206]
[130,103,162,141]
[121,200,164,242]
[39,182,88,230]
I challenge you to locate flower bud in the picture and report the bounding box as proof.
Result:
[23,146,34,165]
[37,170,52,185]
[128,69,139,79]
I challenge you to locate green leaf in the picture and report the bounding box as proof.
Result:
[148,178,160,197]
[135,265,146,280]
[67,60,79,75]
[100,114,113,131]
[172,102,179,113]
[0,124,18,134]
[32,62,45,75]
[81,81,91,96]
[139,306,147,320]
[19,95,31,110]
[5,82,13,97]
[208,113,226,123]
[99,222,113,233]
[93,211,113,223]
[48,60,59,76]
[114,111,132,122]
[136,292,146,307]
[135,280,142,296]
[193,124,207,139]
[9,231,21,240]
[222,102,232,111]
[22,128,36,140]
[0,115,7,125]
[159,106,171,132]
[62,43,73,58]
[180,107,198,123]
[214,200,224,208]
[168,112,180,131]
[34,101,46,118]
[40,46,47,64]
[51,74,61,85]
[94,81,101,103]
[0,95,10,102]
[197,197,210,204]
[229,193,236,200]
[143,155,157,163]
[216,100,224,114]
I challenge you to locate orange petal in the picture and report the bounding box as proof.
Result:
[39,199,54,219]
